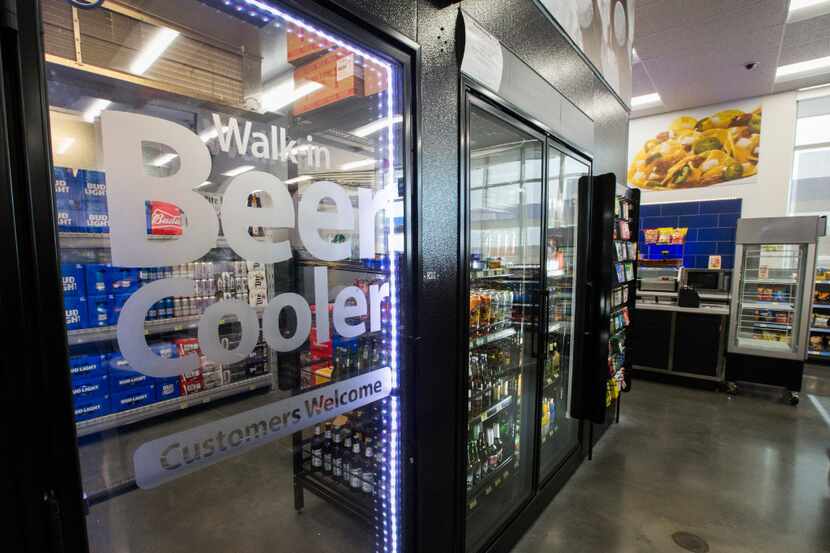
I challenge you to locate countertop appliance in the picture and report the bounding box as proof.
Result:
[683,268,730,293]
[638,266,679,292]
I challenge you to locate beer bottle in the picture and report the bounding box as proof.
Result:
[332,425,343,479]
[323,422,333,474]
[362,437,374,494]
[310,424,323,472]
[350,433,363,490]
[342,422,353,484]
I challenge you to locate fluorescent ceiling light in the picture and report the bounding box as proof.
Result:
[789,0,829,13]
[82,99,111,123]
[130,27,179,75]
[340,159,376,171]
[150,153,179,167]
[56,137,75,155]
[799,82,830,91]
[223,165,255,177]
[351,115,403,137]
[199,126,228,142]
[776,55,830,81]
[260,81,323,113]
[285,175,314,184]
[631,92,662,109]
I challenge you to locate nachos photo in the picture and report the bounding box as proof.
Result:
[628,107,761,190]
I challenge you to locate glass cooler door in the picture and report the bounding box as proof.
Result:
[465,101,542,551]
[537,148,584,481]
[733,244,808,358]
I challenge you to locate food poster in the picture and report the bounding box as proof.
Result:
[538,0,634,103]
[628,101,762,191]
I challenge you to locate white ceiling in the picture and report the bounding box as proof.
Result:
[632,0,830,118]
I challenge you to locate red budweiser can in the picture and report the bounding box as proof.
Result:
[146,200,183,236]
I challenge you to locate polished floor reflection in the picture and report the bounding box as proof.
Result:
[514,372,830,553]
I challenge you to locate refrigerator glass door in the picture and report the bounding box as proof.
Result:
[465,103,541,551]
[42,1,408,551]
[538,149,584,481]
[734,244,808,355]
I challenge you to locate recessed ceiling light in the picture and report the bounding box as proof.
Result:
[82,98,111,123]
[350,115,403,138]
[130,27,179,75]
[631,92,662,109]
[340,158,376,171]
[222,165,255,177]
[56,137,75,155]
[260,81,323,113]
[776,55,830,82]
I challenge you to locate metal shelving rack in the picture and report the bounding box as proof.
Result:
[809,269,830,361]
[289,257,395,524]
[61,231,276,434]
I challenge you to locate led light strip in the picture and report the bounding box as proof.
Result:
[217,3,401,551]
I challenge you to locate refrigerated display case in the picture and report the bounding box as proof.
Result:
[461,89,599,553]
[726,216,826,403]
[809,257,830,362]
[10,1,415,551]
[537,149,586,482]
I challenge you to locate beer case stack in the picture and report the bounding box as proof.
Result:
[55,167,275,432]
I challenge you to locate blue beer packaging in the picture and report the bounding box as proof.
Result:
[64,297,87,330]
[60,263,86,298]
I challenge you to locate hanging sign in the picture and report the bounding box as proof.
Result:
[459,11,504,92]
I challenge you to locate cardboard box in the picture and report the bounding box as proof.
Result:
[155,378,180,401]
[71,373,109,401]
[61,263,86,298]
[64,297,87,330]
[111,385,156,412]
[286,22,332,65]
[69,354,108,379]
[292,49,365,116]
[74,396,110,422]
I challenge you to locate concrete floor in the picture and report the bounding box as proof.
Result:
[513,370,830,553]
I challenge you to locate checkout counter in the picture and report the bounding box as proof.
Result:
[631,267,731,386]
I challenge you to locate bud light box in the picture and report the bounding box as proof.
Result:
[109,353,154,391]
[53,166,84,232]
[156,378,180,401]
[71,373,110,402]
[74,397,111,422]
[111,385,156,413]
[109,267,140,293]
[146,200,183,236]
[61,263,86,298]
[87,295,115,327]
[80,170,109,233]
[69,354,108,379]
[64,297,87,330]
[85,263,111,295]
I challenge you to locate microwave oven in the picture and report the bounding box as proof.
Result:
[682,269,730,292]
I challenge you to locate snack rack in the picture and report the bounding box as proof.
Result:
[607,188,640,419]
[726,216,825,404]
[809,262,830,362]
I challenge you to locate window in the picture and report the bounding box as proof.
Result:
[790,95,830,215]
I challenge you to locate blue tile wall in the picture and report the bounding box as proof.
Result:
[639,199,743,270]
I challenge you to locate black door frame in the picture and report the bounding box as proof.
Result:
[458,80,595,553]
[6,1,421,552]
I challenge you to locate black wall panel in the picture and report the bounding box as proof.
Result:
[329,0,418,41]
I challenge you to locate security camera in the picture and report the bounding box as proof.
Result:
[744,62,759,71]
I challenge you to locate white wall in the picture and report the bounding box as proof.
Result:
[628,90,830,262]
[628,91,798,218]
